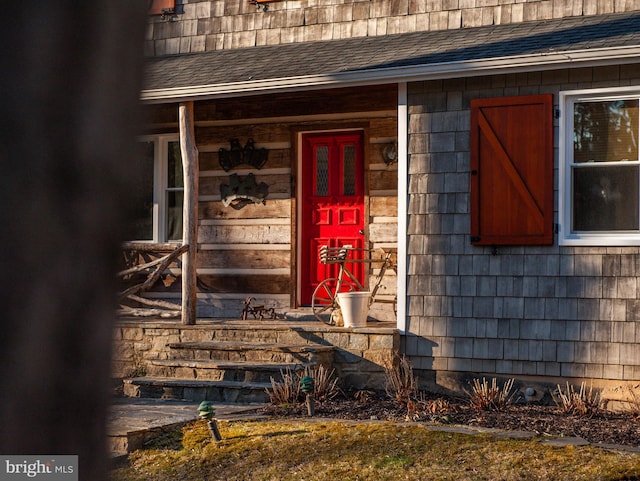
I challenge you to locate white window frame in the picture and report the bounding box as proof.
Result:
[559,86,640,246]
[135,133,182,243]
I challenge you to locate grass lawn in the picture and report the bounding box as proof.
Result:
[111,419,640,481]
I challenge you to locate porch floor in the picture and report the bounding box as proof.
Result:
[116,308,397,331]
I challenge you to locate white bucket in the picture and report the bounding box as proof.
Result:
[337,291,370,328]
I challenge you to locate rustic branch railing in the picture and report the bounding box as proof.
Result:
[117,243,189,317]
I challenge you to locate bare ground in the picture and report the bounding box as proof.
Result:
[259,391,640,448]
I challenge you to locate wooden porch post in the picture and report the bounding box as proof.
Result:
[179,101,199,325]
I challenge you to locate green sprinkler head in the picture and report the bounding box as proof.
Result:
[198,400,216,421]
[300,375,315,394]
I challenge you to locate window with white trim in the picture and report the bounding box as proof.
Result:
[559,87,640,245]
[129,134,183,242]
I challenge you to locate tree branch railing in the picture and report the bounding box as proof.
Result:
[117,243,189,317]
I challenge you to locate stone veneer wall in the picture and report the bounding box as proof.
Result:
[146,0,640,56]
[113,321,399,390]
[404,64,640,391]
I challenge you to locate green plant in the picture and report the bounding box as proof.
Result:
[384,354,418,406]
[552,382,602,417]
[465,377,517,411]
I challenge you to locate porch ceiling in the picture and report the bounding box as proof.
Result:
[142,11,640,102]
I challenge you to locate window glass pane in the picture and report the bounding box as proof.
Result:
[167,141,183,188]
[315,146,328,196]
[343,145,356,195]
[166,190,183,241]
[574,100,639,163]
[129,141,154,240]
[572,165,639,231]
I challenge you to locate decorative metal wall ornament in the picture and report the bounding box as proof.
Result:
[220,173,269,209]
[219,138,268,171]
[247,0,278,11]
[382,141,398,165]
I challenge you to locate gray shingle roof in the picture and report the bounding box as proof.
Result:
[144,11,640,93]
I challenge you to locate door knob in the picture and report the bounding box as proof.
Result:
[359,229,365,235]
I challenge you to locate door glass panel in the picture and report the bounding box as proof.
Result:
[573,100,639,163]
[572,165,639,231]
[343,145,356,195]
[129,141,155,240]
[315,146,329,196]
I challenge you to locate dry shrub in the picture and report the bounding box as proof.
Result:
[618,384,640,417]
[383,354,418,406]
[266,366,301,405]
[266,364,340,405]
[354,390,376,405]
[465,377,517,411]
[552,382,602,417]
[305,364,341,402]
[423,397,457,415]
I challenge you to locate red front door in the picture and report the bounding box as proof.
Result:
[300,131,365,305]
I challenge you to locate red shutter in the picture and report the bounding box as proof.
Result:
[148,0,175,15]
[470,94,554,245]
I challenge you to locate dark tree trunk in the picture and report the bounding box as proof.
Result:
[0,2,146,480]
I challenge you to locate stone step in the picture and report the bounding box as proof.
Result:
[207,327,296,344]
[123,377,272,403]
[146,359,312,383]
[166,341,335,365]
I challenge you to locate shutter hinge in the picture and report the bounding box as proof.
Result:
[554,223,559,233]
[470,236,481,243]
[554,109,561,119]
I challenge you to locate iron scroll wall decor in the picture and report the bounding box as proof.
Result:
[219,138,268,172]
[220,173,269,209]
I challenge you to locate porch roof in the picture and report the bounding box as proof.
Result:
[142,11,640,102]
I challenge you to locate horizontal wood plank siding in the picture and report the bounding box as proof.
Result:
[199,198,291,220]
[199,149,292,170]
[199,173,291,197]
[141,86,397,316]
[197,249,291,269]
[198,274,290,294]
[194,86,397,120]
[198,224,291,244]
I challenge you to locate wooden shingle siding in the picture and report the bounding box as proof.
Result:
[146,0,640,55]
[405,64,640,383]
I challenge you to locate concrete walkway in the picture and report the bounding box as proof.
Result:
[108,398,264,457]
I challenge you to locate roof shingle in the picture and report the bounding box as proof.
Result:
[144,11,640,92]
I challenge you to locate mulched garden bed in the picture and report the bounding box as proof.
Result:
[259,390,640,448]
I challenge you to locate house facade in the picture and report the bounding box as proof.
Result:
[136,0,640,395]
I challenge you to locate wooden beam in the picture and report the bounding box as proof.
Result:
[179,101,199,325]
